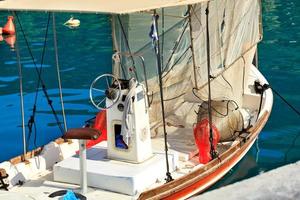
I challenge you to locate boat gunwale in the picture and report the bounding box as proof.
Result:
[138,111,270,200]
[9,138,67,165]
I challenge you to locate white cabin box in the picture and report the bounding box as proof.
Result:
[106,83,152,163]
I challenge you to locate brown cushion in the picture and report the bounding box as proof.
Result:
[63,128,101,140]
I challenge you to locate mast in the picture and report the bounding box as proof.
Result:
[205,3,217,159]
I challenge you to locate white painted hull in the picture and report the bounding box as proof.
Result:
[0,65,273,199]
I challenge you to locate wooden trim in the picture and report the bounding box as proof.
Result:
[9,137,70,165]
[10,147,42,165]
[138,111,269,200]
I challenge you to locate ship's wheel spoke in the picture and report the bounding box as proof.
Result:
[96,98,105,107]
[89,74,121,110]
[92,88,105,93]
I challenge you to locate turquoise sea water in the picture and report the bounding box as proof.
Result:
[0,0,299,190]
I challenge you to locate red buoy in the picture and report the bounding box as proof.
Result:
[3,16,15,35]
[193,119,220,164]
[86,110,107,149]
[4,35,16,49]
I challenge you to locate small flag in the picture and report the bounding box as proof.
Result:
[149,14,159,45]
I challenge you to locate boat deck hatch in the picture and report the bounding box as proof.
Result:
[53,142,178,195]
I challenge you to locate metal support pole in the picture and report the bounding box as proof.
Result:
[205,4,217,159]
[153,10,173,182]
[79,140,87,194]
[14,14,27,158]
[52,13,68,132]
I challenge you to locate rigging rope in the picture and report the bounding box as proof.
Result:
[188,5,199,89]
[254,80,266,121]
[192,88,239,118]
[152,10,173,183]
[161,8,165,68]
[116,15,138,80]
[162,19,189,74]
[205,3,218,160]
[272,88,300,117]
[52,13,68,134]
[13,12,65,150]
[254,81,300,120]
[28,13,51,149]
[254,81,300,163]
[14,21,27,158]
[162,46,191,79]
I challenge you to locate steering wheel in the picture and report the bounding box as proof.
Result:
[89,74,122,110]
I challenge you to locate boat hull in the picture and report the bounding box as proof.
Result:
[139,111,270,200]
[139,64,274,199]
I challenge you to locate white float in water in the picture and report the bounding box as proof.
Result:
[64,16,80,28]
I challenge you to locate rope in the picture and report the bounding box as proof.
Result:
[162,46,191,79]
[253,82,300,162]
[52,13,68,133]
[254,80,300,120]
[192,88,239,118]
[13,12,65,146]
[161,8,165,68]
[116,15,138,80]
[188,5,199,89]
[272,88,300,117]
[29,13,51,149]
[205,4,218,160]
[162,19,189,73]
[14,19,27,157]
[164,92,186,101]
[153,10,173,183]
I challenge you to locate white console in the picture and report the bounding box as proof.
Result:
[106,80,152,163]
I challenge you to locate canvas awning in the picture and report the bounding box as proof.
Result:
[0,0,208,14]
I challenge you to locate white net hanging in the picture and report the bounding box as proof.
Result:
[111,0,261,135]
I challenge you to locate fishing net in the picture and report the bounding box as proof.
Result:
[111,0,261,137]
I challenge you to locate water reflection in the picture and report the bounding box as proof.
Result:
[0,11,112,161]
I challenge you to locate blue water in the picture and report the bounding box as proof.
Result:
[212,0,300,189]
[0,12,112,158]
[0,0,300,189]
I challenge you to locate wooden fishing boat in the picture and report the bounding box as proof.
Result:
[0,0,273,199]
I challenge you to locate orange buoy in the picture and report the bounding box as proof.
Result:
[193,118,220,164]
[3,16,15,35]
[4,35,16,49]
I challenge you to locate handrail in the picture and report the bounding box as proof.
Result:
[114,51,150,106]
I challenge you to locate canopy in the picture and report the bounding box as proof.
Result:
[0,0,208,14]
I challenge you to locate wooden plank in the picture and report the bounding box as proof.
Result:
[10,147,42,165]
